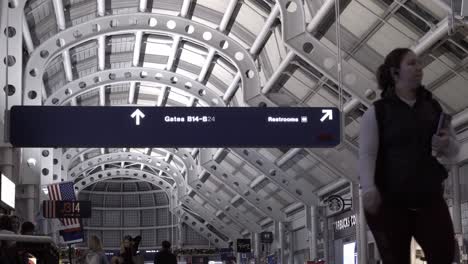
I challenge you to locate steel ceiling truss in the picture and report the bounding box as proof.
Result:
[45,67,227,107]
[22,13,261,106]
[180,195,243,240]
[173,205,229,248]
[75,168,228,247]
[230,148,319,206]
[64,149,252,234]
[274,0,376,107]
[199,149,287,222]
[67,152,187,197]
[184,176,263,232]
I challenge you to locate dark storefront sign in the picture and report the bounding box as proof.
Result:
[331,210,357,240]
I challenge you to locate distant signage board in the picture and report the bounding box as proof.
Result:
[43,200,91,218]
[10,106,340,148]
[260,231,274,243]
[237,239,251,253]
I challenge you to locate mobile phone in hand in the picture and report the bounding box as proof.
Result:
[436,112,452,135]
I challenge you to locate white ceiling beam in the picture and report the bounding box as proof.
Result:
[197,48,216,83]
[219,0,238,32]
[22,15,34,54]
[99,86,106,106]
[139,0,148,12]
[166,36,181,72]
[223,72,241,104]
[306,0,334,33]
[98,35,106,71]
[97,0,105,16]
[249,4,280,56]
[261,51,295,94]
[180,0,192,18]
[411,17,449,56]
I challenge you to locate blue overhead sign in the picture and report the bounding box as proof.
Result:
[9,106,340,148]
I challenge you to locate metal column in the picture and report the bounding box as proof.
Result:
[288,230,294,264]
[306,206,318,260]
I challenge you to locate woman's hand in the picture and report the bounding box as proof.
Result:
[432,128,450,154]
[363,188,382,215]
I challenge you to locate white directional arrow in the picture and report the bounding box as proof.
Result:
[131,109,145,126]
[320,109,333,122]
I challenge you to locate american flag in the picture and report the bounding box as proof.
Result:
[47,181,80,226]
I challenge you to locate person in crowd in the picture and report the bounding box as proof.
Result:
[111,236,135,264]
[20,222,35,236]
[153,240,177,264]
[85,235,109,264]
[9,216,20,234]
[359,47,460,264]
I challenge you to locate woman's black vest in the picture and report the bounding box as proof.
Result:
[374,88,448,207]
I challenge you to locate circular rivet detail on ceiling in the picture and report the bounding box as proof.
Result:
[28,90,37,100]
[65,88,72,95]
[220,40,229,50]
[303,42,314,53]
[167,20,176,30]
[93,76,101,83]
[4,55,16,66]
[29,69,37,77]
[185,25,195,34]
[79,82,86,89]
[42,168,49,176]
[56,38,65,47]
[170,77,178,84]
[42,150,49,157]
[4,85,15,96]
[4,27,16,38]
[235,52,244,61]
[155,73,163,80]
[211,98,219,105]
[198,89,206,96]
[246,70,255,79]
[140,71,148,78]
[109,73,116,80]
[149,18,158,27]
[184,82,192,89]
[40,50,49,59]
[202,32,212,41]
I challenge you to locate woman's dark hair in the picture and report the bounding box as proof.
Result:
[376,48,412,97]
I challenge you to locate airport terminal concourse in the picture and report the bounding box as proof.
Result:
[1,0,468,263]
